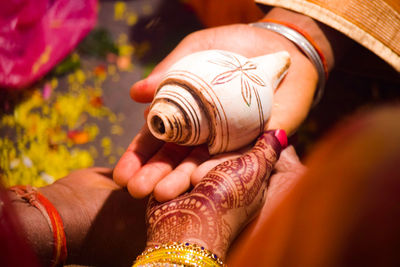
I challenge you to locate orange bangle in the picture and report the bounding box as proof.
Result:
[259,18,329,79]
[9,185,67,267]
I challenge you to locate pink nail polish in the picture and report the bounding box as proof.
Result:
[274,129,288,148]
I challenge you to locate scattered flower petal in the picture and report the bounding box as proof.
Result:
[9,158,20,169]
[94,65,107,78]
[68,130,90,144]
[117,56,131,70]
[90,96,104,108]
[114,1,126,20]
[40,172,55,184]
[22,156,33,168]
[42,83,52,100]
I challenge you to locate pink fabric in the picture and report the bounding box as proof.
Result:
[0,0,97,89]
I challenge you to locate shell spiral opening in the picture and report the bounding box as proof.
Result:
[147,84,210,146]
[150,115,166,135]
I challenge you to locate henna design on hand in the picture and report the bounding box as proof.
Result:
[146,132,282,258]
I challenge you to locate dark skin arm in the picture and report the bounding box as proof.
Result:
[9,168,147,267]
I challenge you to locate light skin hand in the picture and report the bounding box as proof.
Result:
[114,8,326,201]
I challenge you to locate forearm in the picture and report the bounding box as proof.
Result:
[8,183,85,266]
[38,183,90,265]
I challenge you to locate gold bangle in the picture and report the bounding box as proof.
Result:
[133,242,225,267]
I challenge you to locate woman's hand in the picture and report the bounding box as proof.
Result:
[226,145,306,264]
[142,130,286,260]
[113,22,318,202]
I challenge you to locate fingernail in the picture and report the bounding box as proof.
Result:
[274,129,288,148]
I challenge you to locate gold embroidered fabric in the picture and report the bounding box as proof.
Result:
[256,0,400,71]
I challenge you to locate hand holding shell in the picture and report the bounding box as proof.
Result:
[147,50,290,155]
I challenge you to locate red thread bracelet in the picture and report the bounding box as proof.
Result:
[259,18,329,79]
[9,185,67,267]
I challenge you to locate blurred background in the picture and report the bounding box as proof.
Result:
[0,0,399,187]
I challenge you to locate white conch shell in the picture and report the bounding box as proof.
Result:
[147,49,290,155]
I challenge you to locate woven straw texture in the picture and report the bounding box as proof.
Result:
[256,0,400,71]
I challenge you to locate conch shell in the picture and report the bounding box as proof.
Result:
[147,50,290,155]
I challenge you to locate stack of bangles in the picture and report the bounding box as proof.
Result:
[133,242,225,267]
[250,19,329,106]
[9,185,67,267]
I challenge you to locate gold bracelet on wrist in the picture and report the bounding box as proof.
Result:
[133,242,225,267]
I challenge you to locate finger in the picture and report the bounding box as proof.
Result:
[190,131,287,224]
[91,167,114,179]
[192,130,288,185]
[153,145,210,202]
[113,124,164,187]
[130,74,162,103]
[127,142,192,198]
[274,145,305,173]
[143,105,150,119]
[191,152,242,185]
[266,52,317,134]
[130,33,207,103]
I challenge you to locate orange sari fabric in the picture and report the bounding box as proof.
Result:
[185,0,264,27]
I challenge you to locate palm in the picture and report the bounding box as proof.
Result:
[113,24,317,201]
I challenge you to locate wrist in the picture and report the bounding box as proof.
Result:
[136,242,225,267]
[263,7,335,72]
[38,183,90,264]
[145,229,226,260]
[8,186,68,267]
[10,192,54,266]
[145,197,229,260]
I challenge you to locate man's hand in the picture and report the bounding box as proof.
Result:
[38,168,147,266]
[114,23,318,201]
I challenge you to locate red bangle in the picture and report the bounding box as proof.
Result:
[9,185,67,267]
[259,18,329,79]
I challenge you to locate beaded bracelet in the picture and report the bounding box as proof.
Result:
[133,242,225,267]
[9,185,67,267]
[250,19,328,106]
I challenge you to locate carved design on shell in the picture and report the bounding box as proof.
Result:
[209,51,266,107]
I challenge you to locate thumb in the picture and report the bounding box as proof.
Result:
[193,129,288,208]
[130,34,208,103]
[191,130,287,185]
[188,129,288,243]
[251,129,288,161]
[130,71,164,103]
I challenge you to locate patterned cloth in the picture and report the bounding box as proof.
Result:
[256,0,400,71]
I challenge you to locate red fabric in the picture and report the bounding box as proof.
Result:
[0,185,41,267]
[186,0,264,27]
